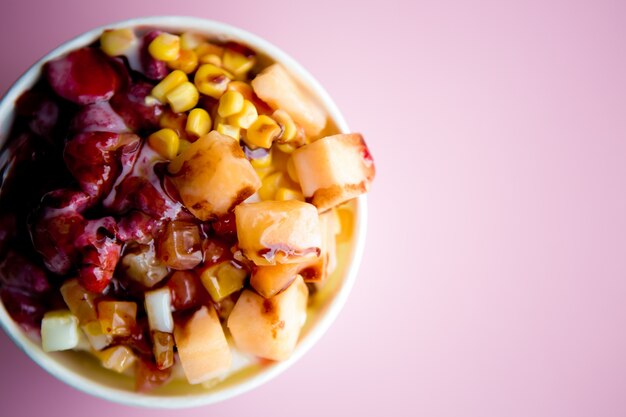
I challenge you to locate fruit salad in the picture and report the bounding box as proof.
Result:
[0,26,375,391]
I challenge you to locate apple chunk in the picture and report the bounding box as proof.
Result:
[168,131,261,220]
[173,305,232,384]
[227,275,308,361]
[235,200,322,265]
[251,64,326,137]
[292,133,375,212]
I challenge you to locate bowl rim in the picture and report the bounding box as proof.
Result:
[0,15,367,408]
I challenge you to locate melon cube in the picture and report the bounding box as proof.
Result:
[41,310,80,352]
[200,261,247,302]
[168,131,261,220]
[97,301,137,337]
[173,305,231,384]
[292,133,375,212]
[60,278,98,324]
[98,345,136,373]
[145,287,174,333]
[251,64,327,137]
[227,275,308,361]
[250,263,299,298]
[81,321,113,351]
[234,200,322,265]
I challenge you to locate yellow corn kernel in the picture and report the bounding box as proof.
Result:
[166,82,199,113]
[148,33,180,62]
[222,49,256,77]
[275,187,304,202]
[194,64,232,99]
[272,109,297,143]
[148,128,180,160]
[275,142,296,154]
[217,90,244,118]
[159,111,187,137]
[249,149,272,169]
[186,108,211,137]
[226,81,254,100]
[244,115,281,149]
[195,42,224,59]
[167,49,198,74]
[286,156,299,183]
[100,28,136,57]
[180,32,205,50]
[178,138,192,154]
[199,53,223,66]
[151,70,187,102]
[258,171,284,201]
[228,99,258,129]
[216,123,241,140]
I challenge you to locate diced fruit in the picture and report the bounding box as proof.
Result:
[235,200,322,265]
[251,64,326,136]
[244,115,281,149]
[148,128,180,160]
[45,48,120,105]
[200,261,247,302]
[218,90,244,118]
[151,70,187,102]
[174,305,232,384]
[228,275,308,361]
[41,310,80,352]
[250,264,299,298]
[98,301,137,337]
[227,99,257,129]
[292,133,375,212]
[148,33,180,62]
[117,212,163,244]
[152,331,174,370]
[98,345,136,373]
[121,245,169,288]
[194,64,232,99]
[60,278,98,324]
[145,287,174,333]
[186,108,211,137]
[166,271,204,311]
[168,131,261,220]
[100,28,136,57]
[81,321,112,350]
[158,221,203,270]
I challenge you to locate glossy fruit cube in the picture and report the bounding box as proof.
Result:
[98,345,136,373]
[60,278,99,324]
[158,221,203,270]
[121,245,169,288]
[41,310,80,352]
[200,261,247,302]
[144,287,174,333]
[97,301,137,337]
[152,331,174,370]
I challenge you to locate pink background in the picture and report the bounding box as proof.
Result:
[1,0,626,416]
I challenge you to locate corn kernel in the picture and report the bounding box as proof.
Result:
[259,171,284,201]
[249,149,272,169]
[159,110,187,138]
[275,187,304,202]
[275,142,296,154]
[180,32,205,50]
[217,90,244,118]
[151,70,188,102]
[272,110,297,143]
[148,32,180,62]
[228,99,258,129]
[178,138,192,154]
[244,115,281,149]
[148,128,180,160]
[216,123,241,140]
[222,49,256,77]
[194,64,232,99]
[166,81,199,113]
[227,81,254,100]
[167,49,198,74]
[286,156,299,183]
[199,53,222,66]
[100,28,136,57]
[186,108,211,137]
[195,42,224,58]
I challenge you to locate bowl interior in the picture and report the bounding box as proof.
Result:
[0,16,366,408]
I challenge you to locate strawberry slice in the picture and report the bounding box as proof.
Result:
[45,48,120,105]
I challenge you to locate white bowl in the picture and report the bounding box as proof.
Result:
[0,16,367,408]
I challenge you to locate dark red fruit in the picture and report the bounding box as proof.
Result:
[135,358,172,392]
[64,132,141,198]
[117,211,163,244]
[0,287,46,331]
[15,90,60,138]
[166,271,204,311]
[110,82,164,132]
[70,101,129,133]
[211,212,237,242]
[45,48,120,105]
[0,251,50,293]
